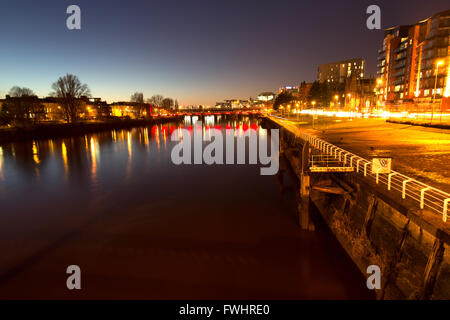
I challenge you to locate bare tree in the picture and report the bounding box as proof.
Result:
[147,94,164,107]
[51,74,91,123]
[162,98,174,109]
[130,92,144,104]
[130,92,145,118]
[9,86,35,97]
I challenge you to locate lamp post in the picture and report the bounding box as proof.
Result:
[347,93,352,114]
[431,60,444,123]
[312,100,316,129]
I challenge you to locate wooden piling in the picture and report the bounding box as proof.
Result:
[298,142,314,231]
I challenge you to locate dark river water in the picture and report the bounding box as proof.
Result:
[0,115,374,299]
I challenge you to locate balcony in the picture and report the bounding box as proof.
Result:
[421,63,433,71]
[395,43,408,53]
[393,61,406,69]
[423,41,434,50]
[392,77,405,86]
[392,69,405,77]
[421,51,434,61]
[395,52,407,61]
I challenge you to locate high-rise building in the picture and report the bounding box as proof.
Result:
[318,58,365,84]
[376,9,450,111]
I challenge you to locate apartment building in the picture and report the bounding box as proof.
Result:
[376,9,450,111]
[318,58,365,84]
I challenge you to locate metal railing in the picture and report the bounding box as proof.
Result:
[310,154,354,172]
[272,116,450,222]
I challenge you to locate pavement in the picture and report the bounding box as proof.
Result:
[275,115,450,193]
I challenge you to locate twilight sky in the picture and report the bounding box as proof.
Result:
[1,0,449,105]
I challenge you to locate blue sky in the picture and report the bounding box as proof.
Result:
[1,0,449,105]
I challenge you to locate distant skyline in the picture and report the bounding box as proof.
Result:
[1,0,449,106]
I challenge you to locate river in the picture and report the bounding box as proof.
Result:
[0,115,374,299]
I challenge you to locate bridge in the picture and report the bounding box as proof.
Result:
[264,115,450,300]
[170,108,264,117]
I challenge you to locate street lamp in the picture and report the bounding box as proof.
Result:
[311,101,316,129]
[431,60,445,123]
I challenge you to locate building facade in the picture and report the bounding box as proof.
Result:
[376,9,450,111]
[344,77,377,112]
[318,58,365,84]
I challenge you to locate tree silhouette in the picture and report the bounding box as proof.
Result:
[0,87,44,125]
[51,74,91,123]
[162,98,174,109]
[308,81,332,107]
[130,92,145,117]
[273,92,294,110]
[148,94,164,107]
[130,92,144,103]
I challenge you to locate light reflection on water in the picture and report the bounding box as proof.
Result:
[0,115,373,299]
[0,116,263,191]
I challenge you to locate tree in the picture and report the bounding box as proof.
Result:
[130,92,145,118]
[308,81,332,108]
[174,99,179,110]
[273,92,295,110]
[321,81,333,107]
[148,94,164,107]
[162,98,174,109]
[0,87,44,125]
[130,92,144,103]
[9,86,35,97]
[51,74,91,123]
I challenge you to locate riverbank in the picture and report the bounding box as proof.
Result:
[264,115,450,299]
[0,116,183,143]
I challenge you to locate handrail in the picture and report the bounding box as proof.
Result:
[271,116,450,222]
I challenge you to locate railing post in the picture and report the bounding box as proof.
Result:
[402,179,413,199]
[388,172,397,190]
[420,187,431,209]
[444,199,449,222]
